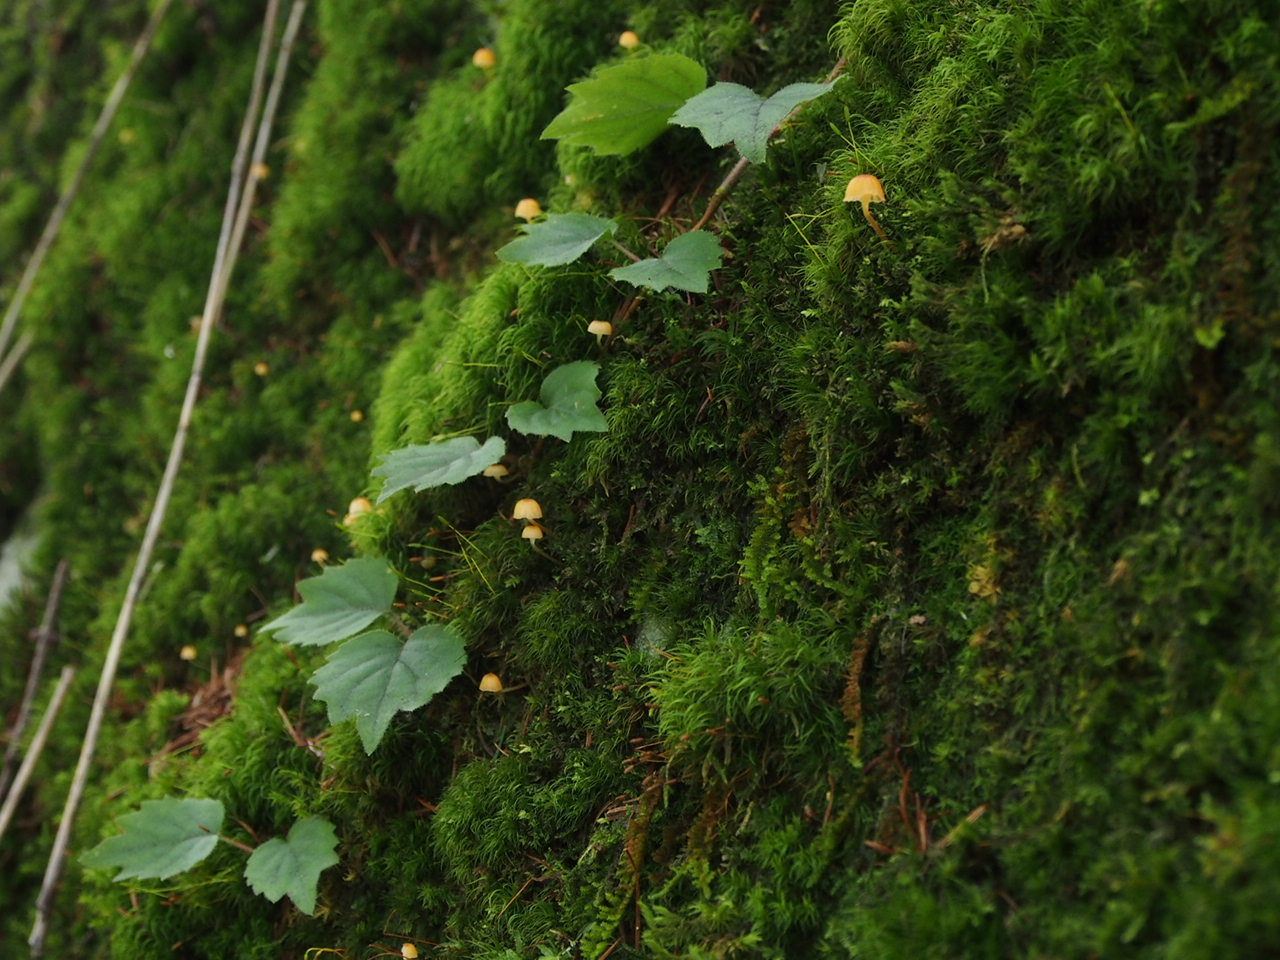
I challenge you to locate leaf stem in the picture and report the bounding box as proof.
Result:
[611,239,643,263]
[219,835,256,854]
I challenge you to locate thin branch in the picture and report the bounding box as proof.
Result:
[0,330,33,395]
[0,558,70,804]
[0,0,176,391]
[0,667,76,843]
[28,1,297,952]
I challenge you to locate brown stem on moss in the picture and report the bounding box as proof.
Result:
[690,155,751,232]
[28,2,307,953]
[218,834,257,855]
[0,0,177,394]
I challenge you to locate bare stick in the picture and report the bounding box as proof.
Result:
[28,1,291,952]
[0,558,70,804]
[0,667,76,843]
[0,330,33,395]
[0,0,176,389]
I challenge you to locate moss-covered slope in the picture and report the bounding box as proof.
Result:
[2,0,1279,957]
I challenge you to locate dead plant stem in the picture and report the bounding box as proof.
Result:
[0,667,76,843]
[0,558,70,804]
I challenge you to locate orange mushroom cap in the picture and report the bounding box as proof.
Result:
[843,174,885,205]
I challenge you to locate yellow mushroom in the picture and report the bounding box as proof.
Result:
[618,30,640,50]
[479,672,504,693]
[843,174,890,242]
[310,547,330,564]
[253,361,270,377]
[482,463,510,479]
[514,197,543,221]
[401,943,420,959]
[586,319,613,344]
[343,496,374,526]
[179,644,198,661]
[512,498,543,522]
[234,623,250,639]
[521,522,545,542]
[472,47,496,69]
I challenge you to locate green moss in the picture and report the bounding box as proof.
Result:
[5,0,1280,955]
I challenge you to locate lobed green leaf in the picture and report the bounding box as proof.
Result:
[506,361,608,442]
[496,213,617,267]
[310,625,467,754]
[243,816,340,915]
[260,557,397,647]
[372,435,506,503]
[80,797,224,881]
[670,80,837,163]
[608,230,723,293]
[541,53,706,155]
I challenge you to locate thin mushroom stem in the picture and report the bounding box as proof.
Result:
[860,200,891,244]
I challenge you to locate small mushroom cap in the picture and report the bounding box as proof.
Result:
[253,360,270,376]
[347,496,373,517]
[310,547,330,564]
[512,497,543,521]
[482,463,510,478]
[514,197,543,221]
[843,174,886,204]
[618,30,640,49]
[179,644,198,661]
[521,522,545,541]
[472,47,496,69]
[479,672,504,693]
[401,943,420,959]
[586,319,614,338]
[234,623,250,638]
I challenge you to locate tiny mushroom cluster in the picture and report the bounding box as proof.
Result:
[513,497,544,542]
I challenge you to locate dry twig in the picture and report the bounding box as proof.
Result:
[0,667,76,843]
[0,558,70,804]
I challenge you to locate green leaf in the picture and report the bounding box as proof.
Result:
[506,361,608,442]
[608,230,723,293]
[372,436,506,503]
[496,213,617,267]
[261,557,397,647]
[243,816,340,915]
[541,53,706,155]
[311,625,466,754]
[81,797,224,881]
[669,81,836,163]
